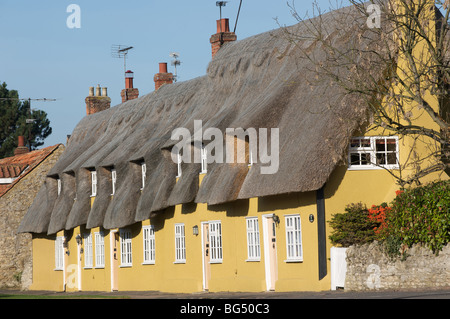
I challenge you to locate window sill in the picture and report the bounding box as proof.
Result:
[284,259,303,263]
[54,268,64,271]
[119,264,132,268]
[173,260,186,264]
[245,259,260,262]
[142,261,155,265]
[94,266,105,269]
[209,260,223,264]
[83,267,93,270]
[347,165,399,171]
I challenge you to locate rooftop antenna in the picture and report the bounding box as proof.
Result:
[234,0,243,33]
[111,45,134,75]
[216,1,228,20]
[170,52,181,82]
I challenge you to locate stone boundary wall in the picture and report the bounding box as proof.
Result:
[345,241,450,291]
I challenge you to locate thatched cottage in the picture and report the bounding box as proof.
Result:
[18,2,447,293]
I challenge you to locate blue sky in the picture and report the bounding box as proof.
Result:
[0,0,344,148]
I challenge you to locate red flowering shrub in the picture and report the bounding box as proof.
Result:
[367,203,391,235]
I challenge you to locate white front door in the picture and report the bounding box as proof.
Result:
[201,222,211,291]
[263,214,278,291]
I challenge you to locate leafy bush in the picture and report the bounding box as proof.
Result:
[385,180,450,253]
[329,203,380,247]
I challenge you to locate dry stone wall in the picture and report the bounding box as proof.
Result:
[0,145,64,289]
[345,241,450,291]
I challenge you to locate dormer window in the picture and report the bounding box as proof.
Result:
[57,178,62,196]
[111,168,117,195]
[91,170,97,197]
[141,162,146,190]
[200,144,207,174]
[176,152,182,178]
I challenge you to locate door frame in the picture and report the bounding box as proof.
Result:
[110,229,119,291]
[201,222,211,291]
[262,214,278,291]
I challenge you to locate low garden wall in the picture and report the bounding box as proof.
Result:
[345,241,450,291]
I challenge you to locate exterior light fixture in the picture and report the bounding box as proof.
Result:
[75,234,82,245]
[272,214,280,225]
[309,214,315,223]
[193,225,199,236]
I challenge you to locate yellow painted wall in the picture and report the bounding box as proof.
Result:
[30,233,64,291]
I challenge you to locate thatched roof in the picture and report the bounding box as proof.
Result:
[19,4,383,234]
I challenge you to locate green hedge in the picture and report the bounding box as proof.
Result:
[387,180,450,253]
[328,180,450,253]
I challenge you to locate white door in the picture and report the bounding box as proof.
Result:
[201,222,211,290]
[262,214,278,291]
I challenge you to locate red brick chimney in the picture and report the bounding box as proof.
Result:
[14,136,29,155]
[121,70,139,103]
[154,63,173,91]
[85,84,111,115]
[210,18,237,59]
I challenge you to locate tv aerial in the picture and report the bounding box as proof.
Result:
[216,1,228,20]
[111,45,134,75]
[170,52,181,82]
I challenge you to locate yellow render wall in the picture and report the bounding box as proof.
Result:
[30,165,407,293]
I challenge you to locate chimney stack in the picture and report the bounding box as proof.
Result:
[14,136,29,155]
[154,63,173,91]
[85,84,111,115]
[210,18,237,59]
[121,70,139,103]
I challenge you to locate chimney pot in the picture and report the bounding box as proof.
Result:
[18,136,25,147]
[217,18,231,33]
[154,63,173,91]
[159,63,168,74]
[121,70,139,102]
[14,136,29,155]
[86,85,111,115]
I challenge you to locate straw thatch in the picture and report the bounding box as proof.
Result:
[19,4,384,234]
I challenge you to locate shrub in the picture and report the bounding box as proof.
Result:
[368,203,391,235]
[329,203,380,247]
[386,180,450,254]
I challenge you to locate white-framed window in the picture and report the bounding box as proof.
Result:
[285,215,303,262]
[84,233,93,268]
[120,229,132,267]
[143,225,155,264]
[111,168,117,195]
[246,217,260,261]
[174,223,186,263]
[91,170,97,197]
[94,232,105,268]
[141,162,146,190]
[55,236,65,270]
[57,178,62,196]
[348,136,399,170]
[200,144,207,174]
[176,152,182,178]
[209,221,223,263]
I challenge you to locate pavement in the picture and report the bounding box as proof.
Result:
[1,287,450,299]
